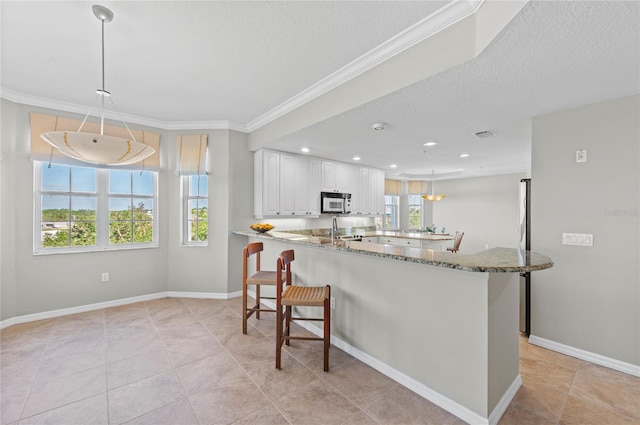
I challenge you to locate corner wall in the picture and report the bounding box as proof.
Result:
[433,173,526,253]
[531,94,640,367]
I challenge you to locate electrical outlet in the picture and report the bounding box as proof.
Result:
[562,233,593,247]
[330,297,336,309]
[101,272,109,282]
[576,149,587,163]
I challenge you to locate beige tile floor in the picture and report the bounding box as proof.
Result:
[1,297,638,425]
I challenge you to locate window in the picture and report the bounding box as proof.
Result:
[383,195,399,229]
[35,162,158,253]
[182,175,208,245]
[408,194,423,229]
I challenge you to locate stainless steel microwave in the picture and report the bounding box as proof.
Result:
[321,192,351,214]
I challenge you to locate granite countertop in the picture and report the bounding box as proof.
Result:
[365,231,455,241]
[232,230,553,273]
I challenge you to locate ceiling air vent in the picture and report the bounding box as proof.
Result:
[474,130,495,138]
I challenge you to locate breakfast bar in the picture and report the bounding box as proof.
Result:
[233,229,553,424]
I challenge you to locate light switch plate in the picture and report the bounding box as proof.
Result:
[576,149,587,163]
[562,233,593,246]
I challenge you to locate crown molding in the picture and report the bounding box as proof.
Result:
[245,0,484,133]
[2,0,483,134]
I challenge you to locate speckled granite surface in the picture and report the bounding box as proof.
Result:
[232,230,553,273]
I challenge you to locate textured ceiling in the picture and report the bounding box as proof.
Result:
[2,1,639,179]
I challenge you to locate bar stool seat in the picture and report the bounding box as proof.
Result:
[276,249,331,372]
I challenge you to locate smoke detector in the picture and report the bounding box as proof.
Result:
[474,130,495,138]
[371,122,388,131]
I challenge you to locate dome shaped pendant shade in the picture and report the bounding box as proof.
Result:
[40,5,153,167]
[41,131,155,166]
[422,169,446,201]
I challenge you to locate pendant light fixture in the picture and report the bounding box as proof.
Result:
[40,5,154,166]
[422,169,446,201]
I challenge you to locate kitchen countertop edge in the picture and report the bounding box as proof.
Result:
[232,230,553,273]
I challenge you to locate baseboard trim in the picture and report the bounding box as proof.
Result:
[488,375,521,425]
[257,297,491,425]
[0,290,241,330]
[529,335,640,378]
[167,290,242,300]
[0,292,166,329]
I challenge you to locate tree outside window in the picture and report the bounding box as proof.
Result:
[408,194,423,229]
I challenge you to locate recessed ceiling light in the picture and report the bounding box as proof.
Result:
[390,164,397,168]
[460,153,470,158]
[371,122,387,131]
[300,147,310,153]
[423,141,438,147]
[353,156,361,161]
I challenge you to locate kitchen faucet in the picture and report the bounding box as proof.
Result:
[331,216,338,240]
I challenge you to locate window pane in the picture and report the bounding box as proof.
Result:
[109,170,131,194]
[189,175,208,196]
[110,197,132,220]
[409,206,422,228]
[41,164,69,191]
[133,172,153,195]
[133,222,153,243]
[133,198,153,221]
[71,167,97,192]
[110,221,132,244]
[42,195,69,221]
[70,221,96,246]
[71,196,96,221]
[41,226,70,248]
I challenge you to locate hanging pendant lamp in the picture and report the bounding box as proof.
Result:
[40,5,155,166]
[422,169,446,201]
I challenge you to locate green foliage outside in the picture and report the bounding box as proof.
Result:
[41,202,153,248]
[409,206,422,229]
[190,206,208,242]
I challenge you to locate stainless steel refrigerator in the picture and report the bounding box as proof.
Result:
[519,178,531,336]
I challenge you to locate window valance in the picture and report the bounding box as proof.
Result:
[176,134,208,175]
[384,179,401,195]
[407,181,425,194]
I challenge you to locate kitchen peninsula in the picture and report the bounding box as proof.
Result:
[233,229,553,424]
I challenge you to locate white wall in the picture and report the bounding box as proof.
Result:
[531,94,639,367]
[0,100,256,320]
[432,173,526,253]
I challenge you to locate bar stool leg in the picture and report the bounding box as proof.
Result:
[285,305,292,346]
[255,285,261,320]
[324,285,331,372]
[276,302,283,369]
[242,284,248,335]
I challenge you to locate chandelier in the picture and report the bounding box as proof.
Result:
[40,5,154,166]
[422,169,446,201]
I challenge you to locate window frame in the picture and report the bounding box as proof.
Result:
[383,195,399,230]
[408,194,423,230]
[34,162,159,254]
[181,174,208,246]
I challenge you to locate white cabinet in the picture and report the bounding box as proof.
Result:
[362,236,377,243]
[321,161,350,192]
[254,150,280,218]
[307,158,321,215]
[399,238,421,247]
[378,236,399,245]
[279,153,296,216]
[348,166,361,213]
[255,150,320,218]
[370,168,385,215]
[358,167,370,214]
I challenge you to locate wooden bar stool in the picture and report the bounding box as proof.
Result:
[275,249,331,372]
[242,242,279,334]
[447,231,464,253]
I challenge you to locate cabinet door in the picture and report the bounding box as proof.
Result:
[279,154,295,215]
[293,156,310,215]
[370,168,385,215]
[262,150,280,216]
[321,161,336,192]
[336,163,350,192]
[348,166,361,214]
[307,159,321,215]
[359,167,370,214]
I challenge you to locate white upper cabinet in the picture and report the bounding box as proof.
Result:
[255,150,322,218]
[255,149,383,218]
[254,150,280,218]
[321,161,350,192]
